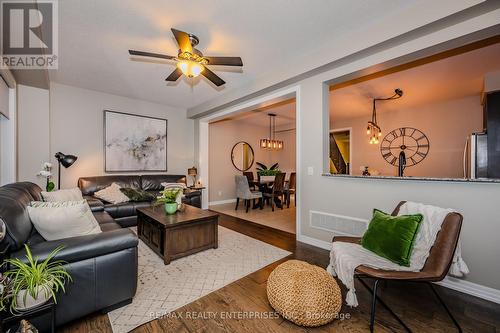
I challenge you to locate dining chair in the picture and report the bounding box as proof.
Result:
[263,172,286,212]
[284,172,296,208]
[235,175,263,212]
[243,171,257,190]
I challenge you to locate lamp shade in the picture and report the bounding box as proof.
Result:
[55,152,77,168]
[188,166,198,176]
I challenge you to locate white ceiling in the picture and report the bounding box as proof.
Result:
[330,42,500,120]
[49,0,416,109]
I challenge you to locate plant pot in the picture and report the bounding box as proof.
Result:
[260,175,276,182]
[164,202,178,215]
[15,285,50,311]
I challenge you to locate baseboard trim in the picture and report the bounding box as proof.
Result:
[297,234,331,250]
[437,276,500,304]
[209,198,237,206]
[298,234,500,305]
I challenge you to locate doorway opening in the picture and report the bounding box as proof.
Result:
[207,97,297,234]
[329,128,352,175]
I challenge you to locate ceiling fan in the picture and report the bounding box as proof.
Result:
[129,28,243,87]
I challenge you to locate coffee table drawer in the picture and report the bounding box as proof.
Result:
[138,212,164,255]
[167,220,216,253]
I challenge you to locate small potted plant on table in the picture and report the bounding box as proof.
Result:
[4,245,72,312]
[157,188,182,215]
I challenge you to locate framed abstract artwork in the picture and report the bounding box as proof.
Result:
[104,110,167,172]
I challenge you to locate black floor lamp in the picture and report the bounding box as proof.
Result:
[55,152,77,189]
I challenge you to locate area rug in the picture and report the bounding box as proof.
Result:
[108,226,291,333]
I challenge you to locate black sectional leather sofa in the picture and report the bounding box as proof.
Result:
[78,174,202,227]
[0,182,138,329]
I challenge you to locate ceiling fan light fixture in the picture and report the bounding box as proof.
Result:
[177,60,204,78]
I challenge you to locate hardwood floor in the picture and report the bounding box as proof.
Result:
[60,213,500,333]
[209,199,296,234]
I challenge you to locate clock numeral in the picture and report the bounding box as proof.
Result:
[383,152,392,159]
[399,128,406,137]
[410,128,416,137]
[417,151,427,158]
[415,135,426,142]
[418,144,429,148]
[390,156,397,165]
[410,157,417,165]
[390,130,398,139]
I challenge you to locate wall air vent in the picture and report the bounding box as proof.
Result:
[309,211,369,237]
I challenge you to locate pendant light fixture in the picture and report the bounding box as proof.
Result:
[260,113,284,150]
[367,88,403,144]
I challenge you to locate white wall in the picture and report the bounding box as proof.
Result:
[209,120,270,202]
[1,88,17,185]
[49,83,194,188]
[17,85,50,188]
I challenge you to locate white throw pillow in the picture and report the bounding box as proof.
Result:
[160,182,186,205]
[28,200,102,241]
[94,183,129,204]
[41,188,83,202]
[161,182,187,190]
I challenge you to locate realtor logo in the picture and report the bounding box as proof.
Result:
[1,0,58,69]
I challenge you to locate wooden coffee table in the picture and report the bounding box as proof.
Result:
[137,205,219,264]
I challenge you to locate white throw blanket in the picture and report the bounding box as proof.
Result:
[327,202,469,307]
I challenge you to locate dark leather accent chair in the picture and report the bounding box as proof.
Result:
[333,201,463,333]
[78,174,202,227]
[0,182,138,329]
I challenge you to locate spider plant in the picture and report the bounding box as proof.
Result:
[0,274,13,312]
[4,244,72,312]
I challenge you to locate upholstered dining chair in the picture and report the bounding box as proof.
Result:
[243,171,257,190]
[263,172,286,212]
[284,172,296,208]
[235,175,263,212]
[332,201,463,333]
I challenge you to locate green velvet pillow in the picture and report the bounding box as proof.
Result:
[120,188,155,202]
[361,209,423,267]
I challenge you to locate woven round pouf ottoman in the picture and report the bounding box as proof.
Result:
[266,260,342,327]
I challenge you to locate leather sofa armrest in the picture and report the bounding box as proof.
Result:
[12,229,138,264]
[84,195,105,212]
[184,190,201,199]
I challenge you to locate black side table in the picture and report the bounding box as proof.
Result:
[0,300,55,333]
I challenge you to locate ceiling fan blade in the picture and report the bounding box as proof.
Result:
[171,28,192,54]
[129,50,175,60]
[165,68,183,82]
[205,56,243,66]
[202,67,225,87]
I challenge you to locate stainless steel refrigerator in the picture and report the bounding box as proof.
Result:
[464,133,488,179]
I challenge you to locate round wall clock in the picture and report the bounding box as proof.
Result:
[380,127,430,167]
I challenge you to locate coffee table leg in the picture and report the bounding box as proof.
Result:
[213,220,218,249]
[163,256,171,265]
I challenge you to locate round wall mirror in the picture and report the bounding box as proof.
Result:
[231,141,255,172]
